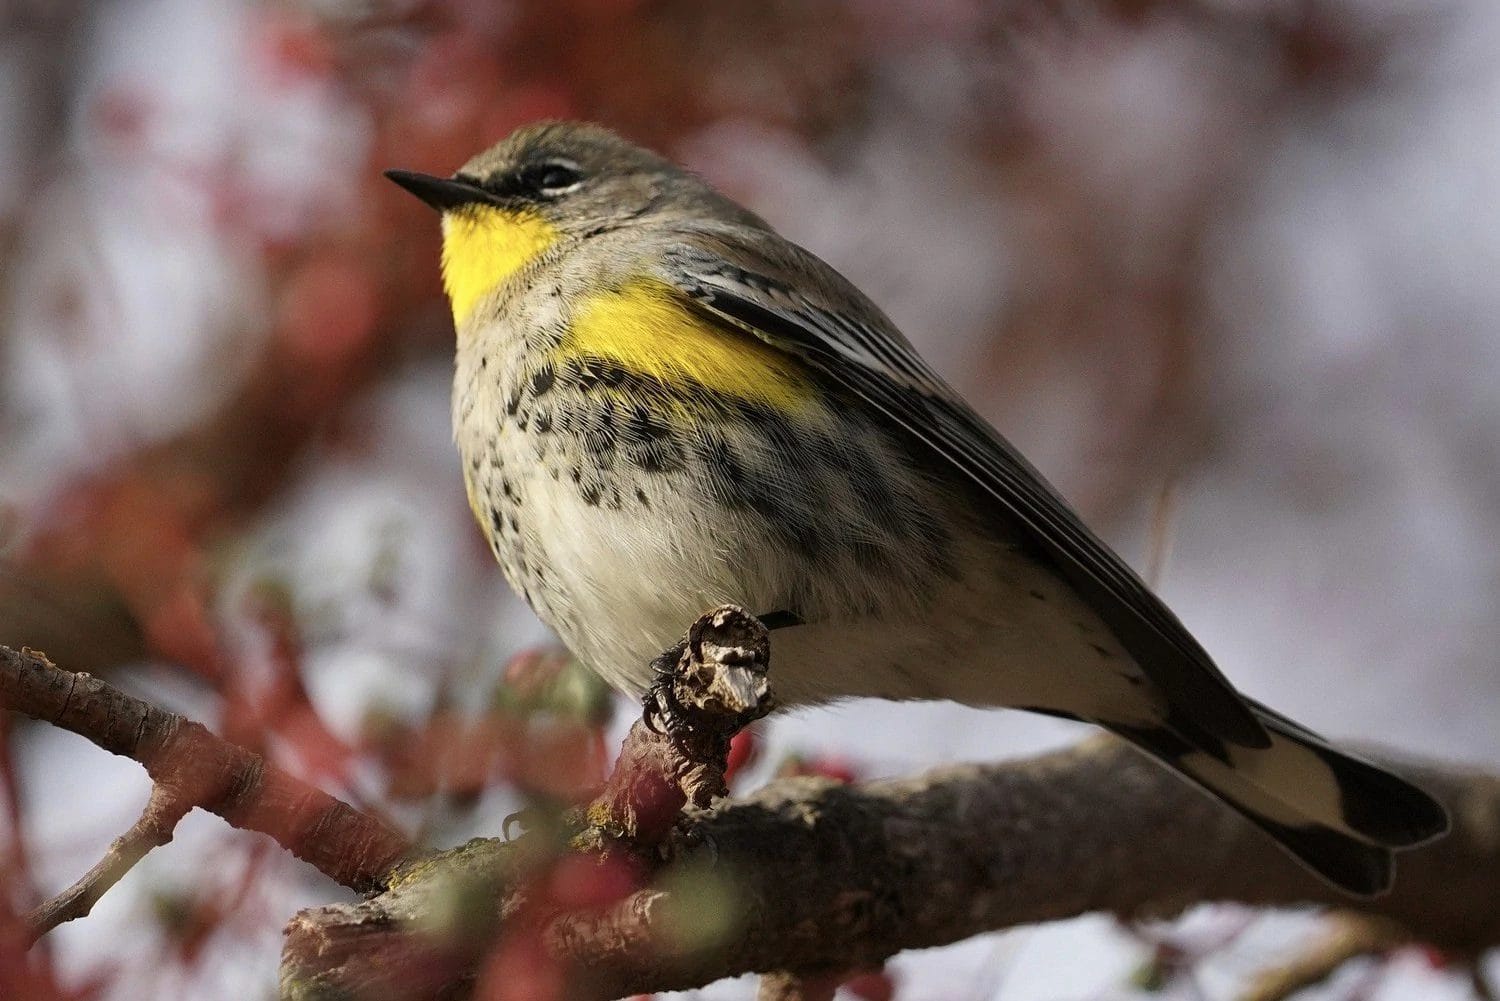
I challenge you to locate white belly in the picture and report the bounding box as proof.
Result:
[481,429,1156,725]
[452,335,1158,723]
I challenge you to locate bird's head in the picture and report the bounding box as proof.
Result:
[385,121,761,326]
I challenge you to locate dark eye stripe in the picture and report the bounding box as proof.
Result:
[523,161,582,194]
[473,161,583,200]
[531,164,581,190]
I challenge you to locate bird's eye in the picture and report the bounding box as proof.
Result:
[521,161,583,195]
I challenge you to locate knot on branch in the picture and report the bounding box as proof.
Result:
[661,604,774,732]
[583,605,774,856]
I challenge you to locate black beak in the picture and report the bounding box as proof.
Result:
[384,170,491,211]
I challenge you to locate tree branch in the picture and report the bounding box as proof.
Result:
[281,736,1500,1001]
[0,644,413,942]
[11,625,1495,1001]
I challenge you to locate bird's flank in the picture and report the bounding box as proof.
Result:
[561,278,817,413]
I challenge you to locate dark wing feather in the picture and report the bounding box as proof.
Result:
[656,234,1269,750]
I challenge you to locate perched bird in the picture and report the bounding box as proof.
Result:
[386,121,1446,895]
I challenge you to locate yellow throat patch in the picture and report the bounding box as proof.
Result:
[565,278,816,413]
[440,205,559,327]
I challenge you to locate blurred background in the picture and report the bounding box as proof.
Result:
[2,0,1498,998]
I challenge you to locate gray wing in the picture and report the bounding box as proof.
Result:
[655,229,1269,751]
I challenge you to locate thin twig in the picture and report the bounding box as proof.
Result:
[24,784,188,943]
[1145,474,1181,589]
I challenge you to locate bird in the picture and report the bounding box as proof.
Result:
[385,121,1447,896]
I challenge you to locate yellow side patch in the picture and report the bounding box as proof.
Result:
[564,278,816,412]
[440,205,559,327]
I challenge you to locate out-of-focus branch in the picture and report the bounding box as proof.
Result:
[1238,913,1407,1001]
[0,644,413,943]
[282,733,1500,1001]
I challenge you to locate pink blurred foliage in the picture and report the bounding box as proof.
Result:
[843,969,898,1001]
[0,899,104,1001]
[476,926,568,1001]
[363,643,612,806]
[776,752,863,786]
[89,87,156,150]
[723,726,761,787]
[502,647,577,702]
[474,851,645,1001]
[251,9,339,87]
[24,471,226,680]
[546,852,644,912]
[1407,944,1454,971]
[151,840,275,967]
[225,590,358,788]
[273,252,382,411]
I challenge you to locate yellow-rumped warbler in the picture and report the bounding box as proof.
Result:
[386,121,1445,895]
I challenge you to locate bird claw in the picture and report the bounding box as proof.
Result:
[501,808,534,841]
[641,640,690,735]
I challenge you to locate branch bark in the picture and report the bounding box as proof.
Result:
[0,644,413,940]
[282,737,1500,1001]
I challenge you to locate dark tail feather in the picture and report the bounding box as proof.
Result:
[1107,702,1449,897]
[1242,698,1449,848]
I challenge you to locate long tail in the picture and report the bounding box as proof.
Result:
[1107,700,1449,896]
